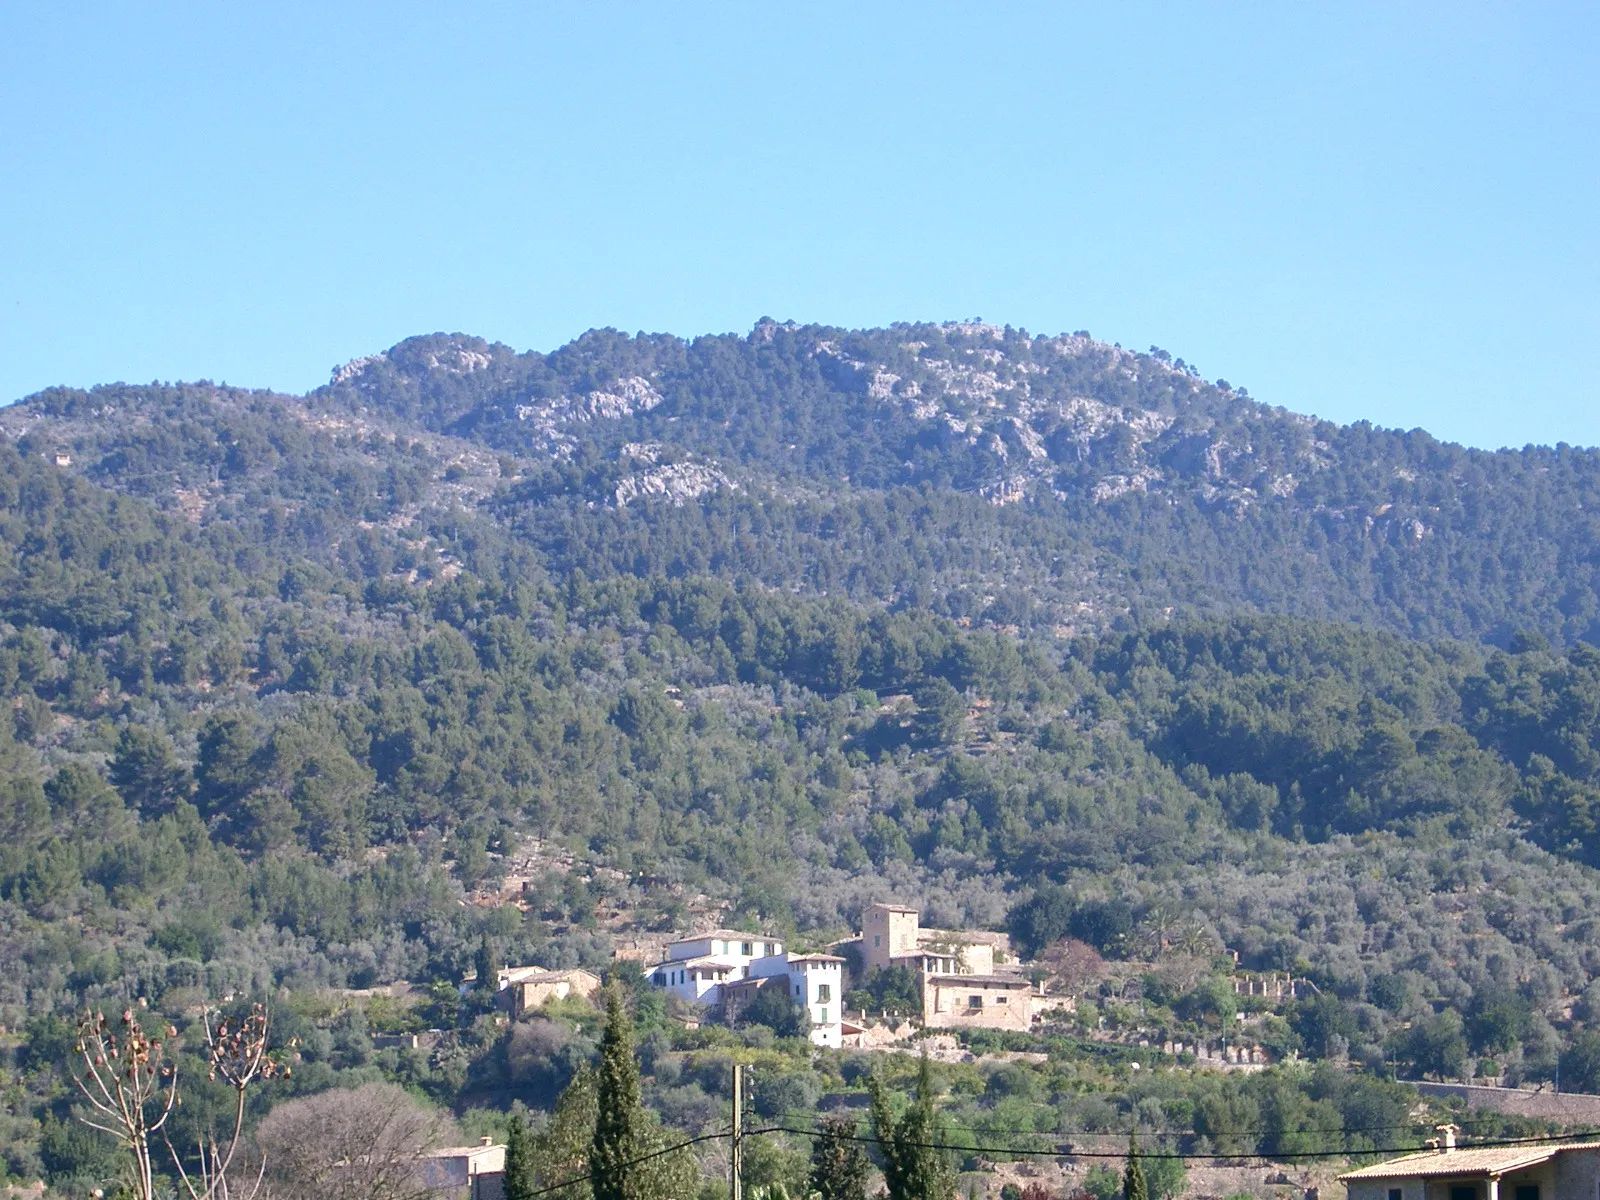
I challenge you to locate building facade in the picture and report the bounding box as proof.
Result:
[852,903,1009,981]
[719,960,844,1048]
[494,967,602,1017]
[784,955,845,1047]
[842,902,1036,1030]
[1340,1131,1600,1200]
[922,973,1034,1031]
[862,904,923,973]
[645,930,787,1006]
[648,934,842,1047]
[422,1139,506,1200]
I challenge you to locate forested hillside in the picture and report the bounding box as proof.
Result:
[4,321,1600,1192]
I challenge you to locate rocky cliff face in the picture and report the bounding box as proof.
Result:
[316,321,1344,515]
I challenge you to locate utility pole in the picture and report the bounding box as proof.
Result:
[731,1062,744,1200]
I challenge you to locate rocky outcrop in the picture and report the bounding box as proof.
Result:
[613,460,734,507]
[514,376,666,457]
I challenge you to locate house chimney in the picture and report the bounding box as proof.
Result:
[1436,1124,1458,1153]
[481,1136,494,1146]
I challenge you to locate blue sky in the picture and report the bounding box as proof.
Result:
[2,3,1595,449]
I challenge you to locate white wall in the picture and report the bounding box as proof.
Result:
[786,961,843,1048]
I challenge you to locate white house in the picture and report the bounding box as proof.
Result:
[721,954,845,1048]
[646,931,844,1047]
[646,930,786,1006]
[665,930,786,964]
[785,955,845,1048]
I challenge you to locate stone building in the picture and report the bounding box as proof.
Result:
[422,1138,506,1199]
[1340,1128,1600,1200]
[494,967,602,1017]
[922,973,1034,1031]
[849,902,1011,980]
[840,902,1039,1031]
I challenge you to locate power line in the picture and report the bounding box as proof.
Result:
[523,1130,732,1198]
[763,1108,1589,1144]
[755,1124,1600,1163]
[514,1113,1600,1196]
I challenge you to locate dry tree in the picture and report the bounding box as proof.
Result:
[73,1007,179,1200]
[73,1002,288,1200]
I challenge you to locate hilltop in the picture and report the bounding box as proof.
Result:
[17,321,1600,651]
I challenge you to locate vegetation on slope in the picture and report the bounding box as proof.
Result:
[3,323,1600,1192]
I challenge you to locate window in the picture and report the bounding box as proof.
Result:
[1388,1190,1402,1200]
[1515,1187,1539,1200]
[743,942,753,956]
[970,995,984,1008]
[818,984,832,1003]
[1451,1187,1478,1200]
[995,995,1007,1004]
[873,935,881,948]
[795,984,802,998]
[820,1007,828,1024]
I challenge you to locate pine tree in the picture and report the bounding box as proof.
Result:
[1123,1132,1148,1200]
[808,1114,870,1200]
[868,1051,953,1200]
[505,1112,539,1200]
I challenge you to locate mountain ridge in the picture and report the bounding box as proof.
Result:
[13,319,1600,648]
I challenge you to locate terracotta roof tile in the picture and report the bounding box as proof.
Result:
[1339,1143,1600,1181]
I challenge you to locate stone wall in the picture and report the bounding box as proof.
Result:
[1414,1082,1600,1122]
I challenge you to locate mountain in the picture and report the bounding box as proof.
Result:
[4,321,1600,1186]
[316,322,1600,646]
[18,322,1600,649]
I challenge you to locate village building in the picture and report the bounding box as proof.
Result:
[845,902,1011,980]
[834,902,1041,1031]
[421,1137,506,1200]
[494,967,602,1017]
[922,973,1034,1032]
[646,932,844,1046]
[786,955,846,1047]
[645,908,1043,1038]
[644,930,787,1006]
[1340,1128,1600,1200]
[720,954,848,1048]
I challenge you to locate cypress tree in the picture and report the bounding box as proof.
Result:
[504,1112,539,1200]
[807,1114,870,1200]
[536,1067,598,1200]
[475,934,500,994]
[868,1051,953,1200]
[591,983,644,1200]
[1123,1132,1148,1200]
